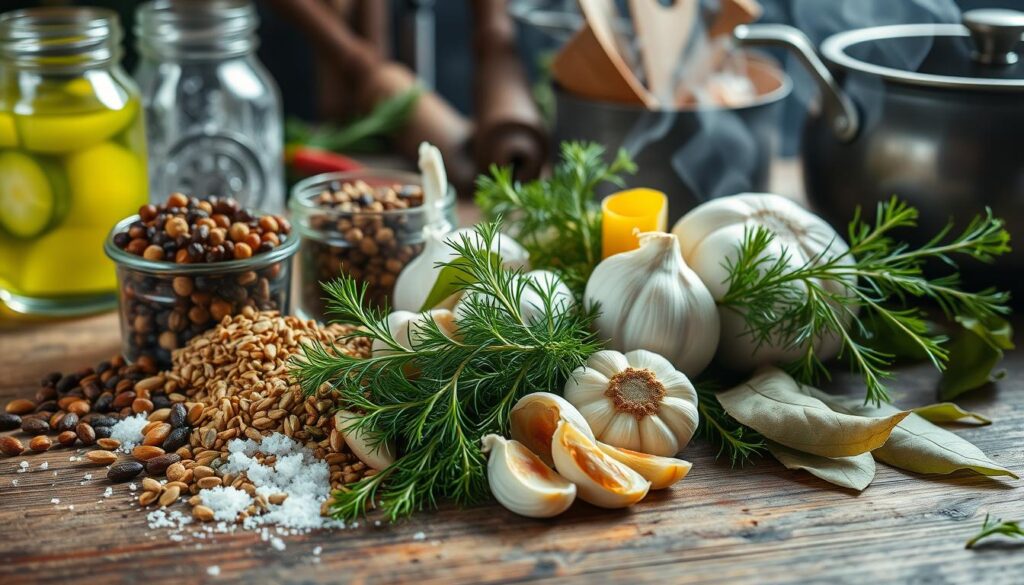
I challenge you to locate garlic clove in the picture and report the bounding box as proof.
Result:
[638,414,680,456]
[576,399,616,437]
[656,397,700,450]
[481,434,576,518]
[509,392,594,467]
[455,269,573,326]
[372,309,457,357]
[563,367,611,405]
[596,442,692,490]
[585,350,631,379]
[600,412,643,452]
[551,420,650,508]
[334,410,396,470]
[623,349,675,379]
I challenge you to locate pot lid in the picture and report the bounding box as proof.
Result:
[820,9,1024,91]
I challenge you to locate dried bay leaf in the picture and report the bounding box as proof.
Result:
[766,441,876,491]
[717,368,909,458]
[913,403,991,426]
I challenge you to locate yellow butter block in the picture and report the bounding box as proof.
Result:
[601,188,668,259]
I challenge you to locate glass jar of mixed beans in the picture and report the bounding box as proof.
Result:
[105,193,296,368]
[289,170,456,321]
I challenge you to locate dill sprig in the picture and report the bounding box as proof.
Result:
[475,141,636,294]
[966,514,1024,549]
[721,197,1011,405]
[291,222,600,521]
[694,376,765,465]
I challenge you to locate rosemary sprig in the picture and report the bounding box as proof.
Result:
[292,222,600,521]
[475,141,636,295]
[966,514,1024,549]
[721,197,1011,404]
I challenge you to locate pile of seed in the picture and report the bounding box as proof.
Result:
[299,179,427,315]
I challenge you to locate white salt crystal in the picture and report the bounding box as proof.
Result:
[270,537,286,551]
[413,532,426,541]
[312,546,322,555]
[11,479,17,486]
[39,461,48,470]
[207,566,221,576]
[51,498,60,504]
[18,461,28,472]
[129,483,138,491]
[83,473,92,480]
[110,413,149,450]
[103,487,113,498]
[200,486,253,522]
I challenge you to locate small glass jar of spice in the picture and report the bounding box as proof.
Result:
[105,193,296,367]
[290,170,455,321]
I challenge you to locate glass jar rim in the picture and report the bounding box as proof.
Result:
[135,0,258,60]
[0,7,122,70]
[289,169,456,239]
[104,213,298,275]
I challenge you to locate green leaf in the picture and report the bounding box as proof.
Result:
[417,250,502,312]
[716,367,909,458]
[855,310,939,362]
[766,441,876,491]
[913,402,991,425]
[940,316,1014,401]
[285,87,421,154]
[966,514,1024,549]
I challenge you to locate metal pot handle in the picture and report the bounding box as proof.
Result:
[734,24,859,142]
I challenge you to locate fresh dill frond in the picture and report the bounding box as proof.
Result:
[721,197,1011,405]
[291,221,600,521]
[966,514,1024,549]
[694,376,765,465]
[475,141,636,295]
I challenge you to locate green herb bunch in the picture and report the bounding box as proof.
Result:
[292,222,600,521]
[475,141,636,294]
[285,88,420,154]
[720,197,1011,406]
[966,514,1024,549]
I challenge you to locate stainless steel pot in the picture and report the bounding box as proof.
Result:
[737,9,1024,290]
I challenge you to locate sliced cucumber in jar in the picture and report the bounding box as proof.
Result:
[0,150,64,239]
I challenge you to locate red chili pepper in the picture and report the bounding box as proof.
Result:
[286,145,363,175]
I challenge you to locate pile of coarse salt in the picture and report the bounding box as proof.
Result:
[109,413,150,451]
[145,432,347,547]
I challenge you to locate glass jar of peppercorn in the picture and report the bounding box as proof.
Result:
[289,170,456,321]
[105,192,296,368]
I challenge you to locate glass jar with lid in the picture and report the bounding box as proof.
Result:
[0,7,148,316]
[133,0,283,213]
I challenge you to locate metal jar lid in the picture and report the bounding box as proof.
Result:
[820,8,1024,91]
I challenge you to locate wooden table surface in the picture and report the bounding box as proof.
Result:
[1,310,1023,584]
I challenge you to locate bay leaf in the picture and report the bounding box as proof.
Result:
[913,403,991,426]
[717,368,909,458]
[939,316,1014,401]
[766,441,876,491]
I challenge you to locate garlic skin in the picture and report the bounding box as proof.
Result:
[371,309,457,358]
[481,434,577,518]
[334,410,395,470]
[509,392,594,467]
[596,442,691,489]
[672,193,855,370]
[550,420,650,508]
[584,231,719,378]
[563,349,699,457]
[393,228,530,312]
[455,269,574,325]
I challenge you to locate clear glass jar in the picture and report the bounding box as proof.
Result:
[105,214,297,368]
[290,170,456,321]
[0,7,148,316]
[133,0,283,213]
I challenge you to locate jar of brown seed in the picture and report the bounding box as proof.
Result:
[289,170,455,320]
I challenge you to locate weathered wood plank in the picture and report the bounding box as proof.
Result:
[0,312,1022,584]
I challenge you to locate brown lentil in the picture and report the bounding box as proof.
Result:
[96,438,121,450]
[57,431,79,447]
[28,435,52,452]
[86,450,118,465]
[0,436,24,456]
[132,445,165,461]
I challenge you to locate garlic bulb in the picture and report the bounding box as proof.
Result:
[563,349,699,457]
[371,309,457,358]
[393,227,530,312]
[551,420,650,508]
[481,434,576,518]
[455,269,574,325]
[509,392,594,466]
[596,443,691,490]
[672,193,855,370]
[584,231,719,377]
[334,410,395,470]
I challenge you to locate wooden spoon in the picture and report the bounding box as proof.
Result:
[551,0,655,107]
[630,0,699,105]
[709,0,762,39]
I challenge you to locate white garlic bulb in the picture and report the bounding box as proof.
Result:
[596,442,691,490]
[509,392,594,466]
[563,349,699,457]
[334,410,395,470]
[455,269,574,325]
[371,309,457,358]
[672,193,855,370]
[584,231,719,378]
[393,227,530,312]
[481,434,577,518]
[550,420,650,508]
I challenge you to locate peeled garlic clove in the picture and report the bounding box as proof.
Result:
[596,442,691,490]
[510,392,594,467]
[372,309,457,357]
[481,434,576,518]
[334,410,395,470]
[454,269,572,325]
[551,420,650,508]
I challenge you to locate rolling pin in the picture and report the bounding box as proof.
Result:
[469,0,548,181]
[266,0,476,194]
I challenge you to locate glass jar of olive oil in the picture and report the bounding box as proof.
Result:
[0,7,148,316]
